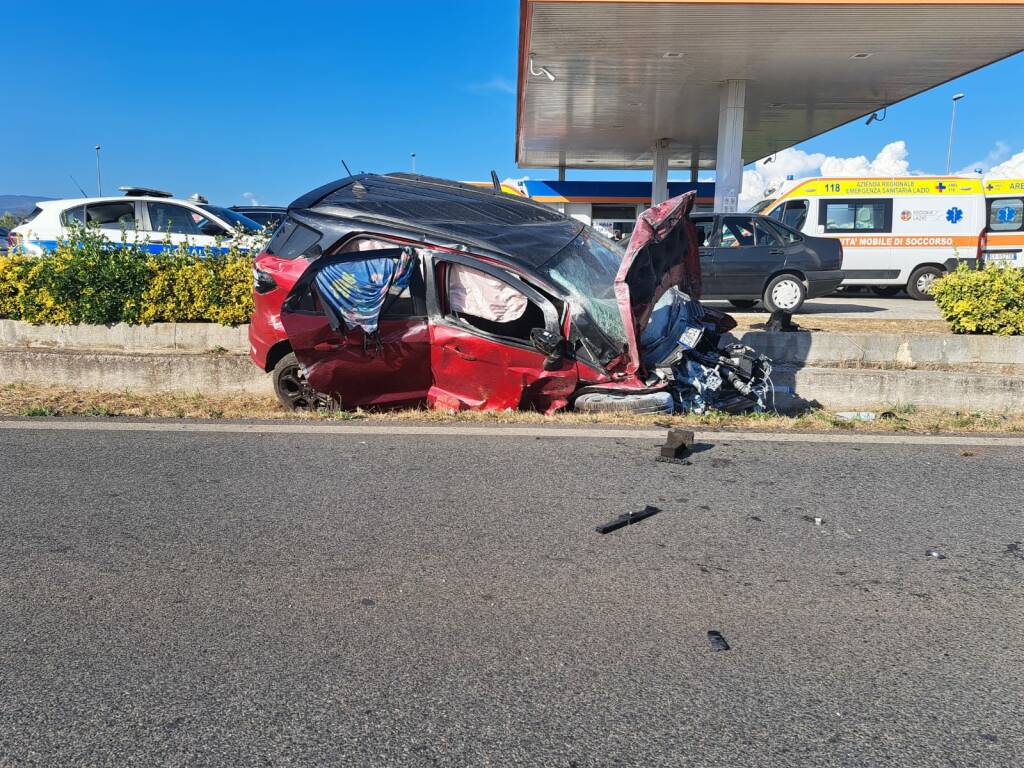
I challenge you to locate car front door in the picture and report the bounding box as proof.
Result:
[426,254,578,414]
[709,216,770,297]
[280,247,432,409]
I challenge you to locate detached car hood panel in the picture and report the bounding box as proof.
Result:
[613,192,701,374]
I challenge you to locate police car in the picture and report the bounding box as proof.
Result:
[11,187,264,255]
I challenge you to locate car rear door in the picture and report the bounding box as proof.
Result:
[426,254,578,414]
[692,216,720,293]
[280,248,432,408]
[709,216,769,297]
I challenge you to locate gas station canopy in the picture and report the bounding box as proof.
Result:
[516,0,1024,171]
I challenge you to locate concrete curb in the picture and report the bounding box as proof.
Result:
[2,347,1023,410]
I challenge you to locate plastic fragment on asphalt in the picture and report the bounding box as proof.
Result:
[926,548,947,560]
[595,505,661,534]
[802,514,825,526]
[660,428,695,459]
[707,630,731,651]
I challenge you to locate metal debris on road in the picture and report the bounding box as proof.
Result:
[707,630,731,651]
[926,548,947,560]
[596,505,661,534]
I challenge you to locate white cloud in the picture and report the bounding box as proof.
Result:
[983,148,1024,179]
[738,141,912,209]
[957,141,1011,176]
[469,76,516,95]
[241,191,260,206]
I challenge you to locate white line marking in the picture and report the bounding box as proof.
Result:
[0,419,1022,447]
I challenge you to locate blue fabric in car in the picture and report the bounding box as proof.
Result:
[314,250,415,334]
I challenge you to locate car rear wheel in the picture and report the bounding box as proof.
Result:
[872,286,903,298]
[907,266,943,301]
[272,352,332,411]
[728,299,758,309]
[762,274,807,313]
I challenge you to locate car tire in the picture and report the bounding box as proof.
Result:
[728,299,758,309]
[272,352,332,411]
[872,286,903,298]
[762,274,807,313]
[907,266,943,301]
[573,391,674,415]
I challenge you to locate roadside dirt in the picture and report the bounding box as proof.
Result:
[3,384,1022,434]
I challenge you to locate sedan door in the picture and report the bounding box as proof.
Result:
[143,201,223,254]
[691,216,720,294]
[709,216,770,297]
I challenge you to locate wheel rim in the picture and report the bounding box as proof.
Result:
[277,364,331,411]
[771,279,802,310]
[916,272,937,294]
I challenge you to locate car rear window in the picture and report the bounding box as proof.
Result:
[265,217,322,259]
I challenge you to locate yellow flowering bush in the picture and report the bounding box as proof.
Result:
[932,263,1024,335]
[0,224,258,326]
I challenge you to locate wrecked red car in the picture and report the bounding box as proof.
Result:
[249,173,768,414]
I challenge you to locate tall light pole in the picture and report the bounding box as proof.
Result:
[945,93,965,174]
[94,145,102,196]
[410,152,416,174]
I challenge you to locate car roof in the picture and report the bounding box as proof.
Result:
[39,196,207,208]
[290,173,585,269]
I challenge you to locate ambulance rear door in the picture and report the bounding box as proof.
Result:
[984,181,1024,268]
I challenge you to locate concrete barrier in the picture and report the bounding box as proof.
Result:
[2,321,1024,409]
[0,348,266,393]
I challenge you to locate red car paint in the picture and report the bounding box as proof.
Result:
[248,253,308,370]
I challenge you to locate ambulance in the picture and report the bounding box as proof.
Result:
[751,177,985,299]
[981,179,1024,268]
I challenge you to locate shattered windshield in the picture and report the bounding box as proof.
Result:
[539,228,628,354]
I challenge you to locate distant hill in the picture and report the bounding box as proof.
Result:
[0,195,56,215]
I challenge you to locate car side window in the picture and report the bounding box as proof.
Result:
[63,202,137,230]
[443,263,545,342]
[765,220,801,244]
[719,217,755,248]
[754,219,782,246]
[147,202,218,236]
[692,219,715,247]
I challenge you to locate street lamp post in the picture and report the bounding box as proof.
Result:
[94,145,102,196]
[411,152,416,174]
[945,93,965,175]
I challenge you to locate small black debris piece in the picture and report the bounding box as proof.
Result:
[596,505,660,534]
[655,456,692,466]
[707,630,731,651]
[749,515,764,522]
[1006,542,1023,560]
[661,428,695,460]
[801,514,825,526]
[359,598,377,606]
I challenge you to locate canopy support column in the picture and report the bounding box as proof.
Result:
[714,80,746,212]
[652,138,670,205]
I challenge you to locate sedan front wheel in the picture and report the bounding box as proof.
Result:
[763,274,807,313]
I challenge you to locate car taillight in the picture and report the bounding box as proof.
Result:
[253,267,278,294]
[977,229,987,265]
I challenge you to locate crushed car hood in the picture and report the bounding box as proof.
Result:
[614,192,701,374]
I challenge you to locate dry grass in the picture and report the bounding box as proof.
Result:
[2,383,1023,434]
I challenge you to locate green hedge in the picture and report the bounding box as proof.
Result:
[0,225,258,326]
[932,263,1024,335]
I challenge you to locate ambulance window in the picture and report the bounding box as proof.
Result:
[780,200,809,230]
[989,199,1023,232]
[822,200,891,233]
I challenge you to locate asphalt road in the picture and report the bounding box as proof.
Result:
[1,421,1022,767]
[704,294,941,321]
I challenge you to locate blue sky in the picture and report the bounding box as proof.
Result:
[5,1,1023,206]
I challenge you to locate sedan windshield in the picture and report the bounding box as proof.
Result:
[538,228,628,360]
[199,204,262,233]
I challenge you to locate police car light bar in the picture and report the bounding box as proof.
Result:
[119,186,173,198]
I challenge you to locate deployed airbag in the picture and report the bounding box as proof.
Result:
[448,264,528,322]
